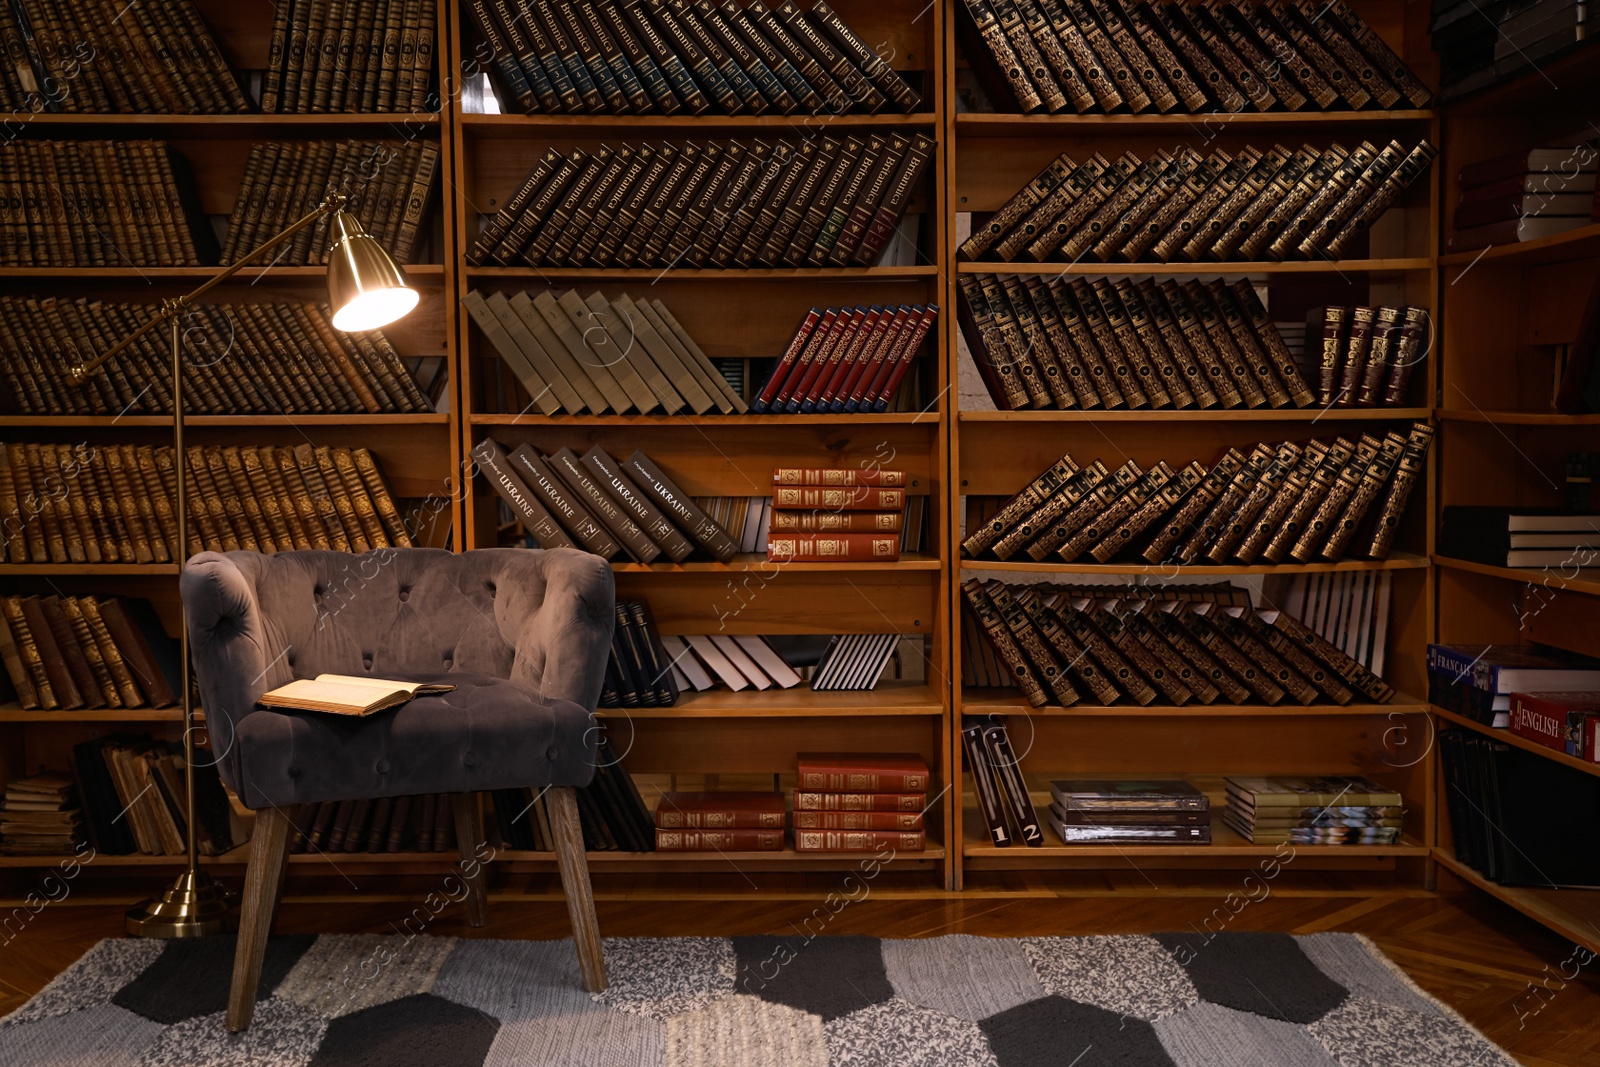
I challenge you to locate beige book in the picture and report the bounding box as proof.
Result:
[556,289,668,413]
[506,292,612,414]
[584,292,712,414]
[611,293,736,414]
[647,298,750,413]
[258,674,456,716]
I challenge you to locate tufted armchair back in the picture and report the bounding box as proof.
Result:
[181,547,615,797]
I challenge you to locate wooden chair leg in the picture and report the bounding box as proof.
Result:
[547,786,607,993]
[226,805,293,1033]
[450,793,490,927]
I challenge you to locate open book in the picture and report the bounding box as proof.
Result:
[257,675,456,717]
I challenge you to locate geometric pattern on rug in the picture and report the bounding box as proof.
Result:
[0,932,1519,1066]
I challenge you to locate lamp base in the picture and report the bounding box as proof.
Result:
[125,869,239,938]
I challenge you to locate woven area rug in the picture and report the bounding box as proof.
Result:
[0,931,1515,1066]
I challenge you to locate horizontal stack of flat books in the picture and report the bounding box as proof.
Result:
[466,0,920,116]
[0,594,179,711]
[1277,571,1393,679]
[603,601,679,708]
[0,774,82,856]
[767,467,908,562]
[492,732,654,852]
[1508,691,1600,763]
[0,0,248,113]
[0,141,212,266]
[751,303,939,413]
[961,429,1433,569]
[1433,0,1590,99]
[466,133,935,269]
[962,719,1041,847]
[1046,779,1212,845]
[2,298,434,416]
[260,0,439,113]
[1441,729,1600,885]
[962,579,1395,709]
[958,275,1315,411]
[959,139,1436,265]
[1224,775,1403,845]
[794,753,929,851]
[957,0,1431,115]
[0,443,413,564]
[1438,506,1599,569]
[473,438,740,562]
[289,792,463,854]
[223,140,441,265]
[463,288,747,416]
[1448,142,1598,251]
[1428,643,1600,728]
[654,791,787,852]
[72,735,243,856]
[1301,305,1430,408]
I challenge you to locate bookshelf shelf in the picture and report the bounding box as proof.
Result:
[958,408,1433,423]
[500,845,947,870]
[962,691,1428,718]
[0,564,180,576]
[12,113,442,132]
[468,414,940,427]
[0,705,187,724]
[956,259,1436,276]
[463,265,939,281]
[0,265,448,281]
[1434,409,1600,426]
[954,110,1436,136]
[1433,706,1600,779]
[1432,555,1600,597]
[961,552,1430,576]
[460,112,939,136]
[1434,852,1600,957]
[597,683,943,719]
[0,415,451,428]
[611,553,941,573]
[1438,223,1600,268]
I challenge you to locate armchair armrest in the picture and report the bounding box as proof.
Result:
[509,549,616,711]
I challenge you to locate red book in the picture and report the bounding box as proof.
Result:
[754,308,822,412]
[867,304,938,412]
[792,810,923,831]
[770,486,906,510]
[837,305,910,411]
[797,753,931,792]
[653,791,786,829]
[793,829,926,852]
[793,791,925,811]
[768,510,904,533]
[1510,691,1600,755]
[810,306,885,412]
[772,309,839,411]
[772,467,907,487]
[785,308,864,412]
[766,532,901,561]
[654,828,785,851]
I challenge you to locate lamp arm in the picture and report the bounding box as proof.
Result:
[67,192,350,385]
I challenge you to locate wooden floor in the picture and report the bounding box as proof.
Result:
[2,878,1597,1066]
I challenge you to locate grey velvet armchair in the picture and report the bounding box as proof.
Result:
[181,547,615,1031]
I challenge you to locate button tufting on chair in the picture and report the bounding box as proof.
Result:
[399,589,410,602]
[287,766,301,779]
[547,746,560,761]
[375,760,391,774]
[462,751,477,767]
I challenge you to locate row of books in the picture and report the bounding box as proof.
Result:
[959,139,1436,264]
[72,735,243,856]
[465,132,935,269]
[0,443,414,565]
[0,141,211,267]
[0,594,178,712]
[261,0,439,114]
[958,275,1320,412]
[961,428,1432,570]
[764,466,909,562]
[664,631,904,693]
[1447,141,1598,251]
[467,0,920,116]
[0,0,248,113]
[1304,306,1429,409]
[1432,0,1589,100]
[288,792,459,854]
[604,600,678,708]
[1428,643,1600,728]
[2,298,433,417]
[1440,729,1600,886]
[491,732,654,852]
[463,288,748,416]
[751,304,937,414]
[1509,691,1600,764]
[222,140,441,266]
[792,753,929,852]
[1439,507,1599,569]
[0,774,80,855]
[1276,571,1392,679]
[962,579,1395,708]
[957,0,1431,115]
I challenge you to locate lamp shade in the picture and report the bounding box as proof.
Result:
[325,210,419,331]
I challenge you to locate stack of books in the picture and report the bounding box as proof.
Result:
[962,580,1395,710]
[1304,306,1431,408]
[465,0,921,116]
[3,298,433,417]
[1224,775,1403,845]
[222,140,442,265]
[1439,507,1599,569]
[0,595,178,712]
[492,732,654,852]
[1428,643,1600,728]
[463,288,747,416]
[767,467,908,562]
[1509,691,1600,762]
[290,793,462,855]
[1448,143,1598,251]
[0,443,414,565]
[956,0,1430,115]
[465,133,935,269]
[958,275,1314,412]
[658,633,801,695]
[0,774,82,856]
[602,602,678,708]
[261,0,439,114]
[1047,779,1211,845]
[653,791,787,852]
[72,736,243,856]
[958,139,1435,265]
[793,753,930,851]
[1433,1,1590,99]
[752,304,939,414]
[960,428,1433,567]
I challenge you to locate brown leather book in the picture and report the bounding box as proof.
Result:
[1326,0,1430,107]
[1038,0,1122,110]
[1025,461,1136,561]
[1325,141,1435,259]
[2,596,53,708]
[964,580,1049,706]
[1071,280,1148,408]
[1095,605,1192,704]
[1013,0,1092,111]
[20,596,83,709]
[957,276,1029,411]
[988,582,1080,706]
[1206,606,1317,706]
[1363,421,1432,560]
[1150,147,1261,262]
[1046,279,1123,407]
[962,453,1077,558]
[0,598,39,709]
[57,597,119,708]
[1292,434,1382,561]
[1090,0,1178,112]
[1014,591,1122,705]
[311,444,365,551]
[1123,604,1219,704]
[1031,151,1136,262]
[1060,463,1174,563]
[1274,141,1378,260]
[992,462,1108,562]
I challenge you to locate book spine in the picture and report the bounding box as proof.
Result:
[988,582,1081,705]
[766,532,901,561]
[963,579,1050,706]
[470,438,574,549]
[655,828,785,850]
[1364,422,1433,559]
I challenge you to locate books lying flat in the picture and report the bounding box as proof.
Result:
[1049,823,1212,844]
[1429,643,1600,726]
[257,675,456,716]
[1224,775,1401,807]
[1509,691,1600,760]
[654,792,786,829]
[798,754,930,792]
[1439,506,1600,567]
[1050,780,1209,812]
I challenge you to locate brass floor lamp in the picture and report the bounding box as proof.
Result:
[66,192,421,938]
